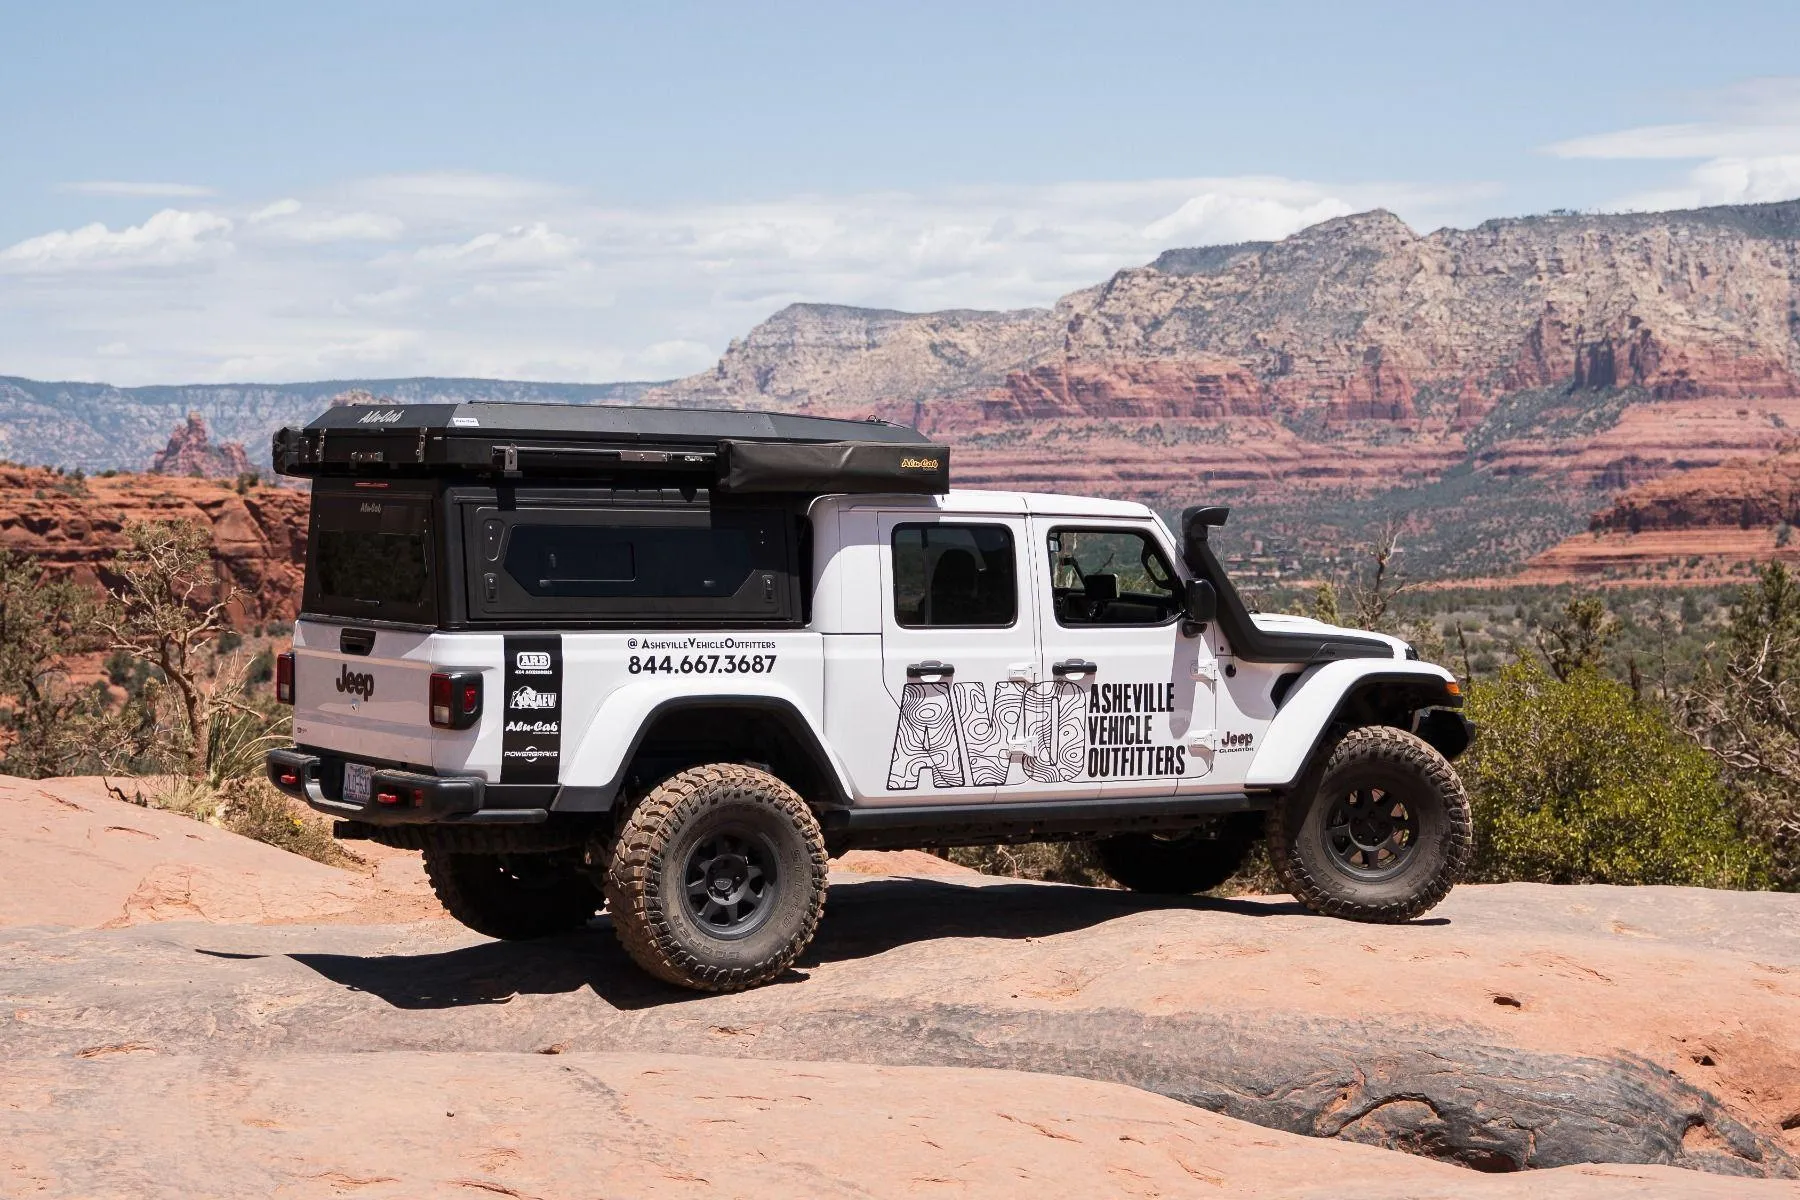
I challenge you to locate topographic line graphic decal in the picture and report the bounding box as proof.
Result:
[1049,681,1088,781]
[1020,681,1086,783]
[886,681,966,789]
[886,679,1087,789]
[953,681,1009,785]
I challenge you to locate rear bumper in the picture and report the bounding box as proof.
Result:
[266,747,547,826]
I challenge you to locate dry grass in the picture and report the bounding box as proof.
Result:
[142,773,364,870]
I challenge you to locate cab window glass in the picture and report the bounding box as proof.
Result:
[1048,527,1180,626]
[892,523,1016,628]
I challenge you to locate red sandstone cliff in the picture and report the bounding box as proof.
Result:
[148,413,254,478]
[0,468,308,622]
[1518,446,1800,583]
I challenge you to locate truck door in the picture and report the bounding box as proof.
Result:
[874,512,1037,803]
[1030,520,1219,798]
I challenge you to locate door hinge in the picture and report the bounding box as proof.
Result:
[1007,662,1037,683]
[1187,729,1219,753]
[1191,659,1218,683]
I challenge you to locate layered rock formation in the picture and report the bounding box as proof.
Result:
[1518,446,1800,583]
[147,412,252,478]
[0,467,308,621]
[653,199,1800,575]
[1590,447,1800,533]
[661,203,1800,451]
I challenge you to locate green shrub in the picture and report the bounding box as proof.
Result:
[218,777,361,869]
[945,841,1111,886]
[1462,660,1765,888]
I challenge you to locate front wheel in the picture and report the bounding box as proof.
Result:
[1268,725,1471,923]
[604,764,828,992]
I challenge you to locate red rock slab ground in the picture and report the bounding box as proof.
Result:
[0,775,973,931]
[0,775,444,929]
[7,776,1800,1185]
[4,1050,1794,1200]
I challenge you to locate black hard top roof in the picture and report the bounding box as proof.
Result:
[305,400,926,445]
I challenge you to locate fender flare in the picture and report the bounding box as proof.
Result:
[1242,660,1461,789]
[555,687,854,812]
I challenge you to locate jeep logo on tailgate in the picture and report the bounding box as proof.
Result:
[334,665,374,699]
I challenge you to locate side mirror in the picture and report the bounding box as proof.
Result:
[1184,578,1217,623]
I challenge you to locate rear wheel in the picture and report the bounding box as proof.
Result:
[422,848,602,940]
[604,763,828,992]
[1095,812,1263,894]
[1268,724,1471,923]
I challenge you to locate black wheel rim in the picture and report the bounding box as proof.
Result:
[1322,786,1420,880]
[682,825,779,941]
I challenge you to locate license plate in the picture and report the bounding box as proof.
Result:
[343,762,374,805]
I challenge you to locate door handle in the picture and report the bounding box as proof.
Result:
[1052,659,1098,678]
[906,661,955,680]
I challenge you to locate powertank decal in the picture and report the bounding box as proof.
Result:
[501,634,562,784]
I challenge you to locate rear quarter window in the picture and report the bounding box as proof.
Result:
[467,503,796,624]
[303,491,437,625]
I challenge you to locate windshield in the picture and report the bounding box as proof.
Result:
[304,488,437,624]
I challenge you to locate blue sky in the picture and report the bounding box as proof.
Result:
[4,0,1800,385]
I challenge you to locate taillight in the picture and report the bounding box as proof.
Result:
[429,673,452,726]
[429,671,482,729]
[275,652,294,705]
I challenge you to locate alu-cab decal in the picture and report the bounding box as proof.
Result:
[502,635,562,784]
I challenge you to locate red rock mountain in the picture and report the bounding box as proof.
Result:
[654,200,1800,577]
[1520,445,1800,584]
[149,413,253,478]
[0,467,308,622]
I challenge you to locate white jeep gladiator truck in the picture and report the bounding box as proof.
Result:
[268,402,1473,992]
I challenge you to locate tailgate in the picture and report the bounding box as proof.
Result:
[290,622,443,768]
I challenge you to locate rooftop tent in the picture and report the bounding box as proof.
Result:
[271,401,949,495]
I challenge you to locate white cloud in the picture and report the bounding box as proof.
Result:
[1548,76,1800,209]
[1140,182,1357,244]
[0,170,1489,385]
[249,199,304,222]
[246,199,402,242]
[59,180,216,198]
[413,222,581,268]
[0,209,233,271]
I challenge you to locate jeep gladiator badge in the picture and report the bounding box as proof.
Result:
[501,635,562,784]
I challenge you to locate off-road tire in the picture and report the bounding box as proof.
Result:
[421,848,602,940]
[604,763,828,992]
[1268,725,1471,923]
[1095,812,1264,894]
